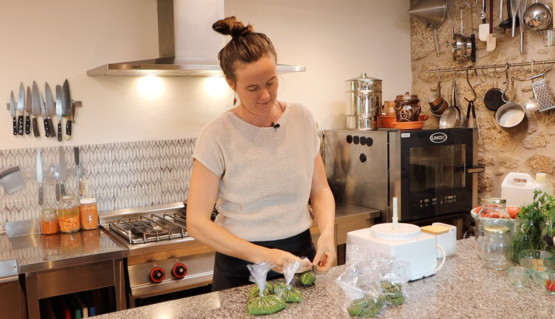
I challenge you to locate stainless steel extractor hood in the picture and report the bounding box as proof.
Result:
[87,0,305,77]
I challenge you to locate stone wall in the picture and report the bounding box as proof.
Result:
[410,2,555,200]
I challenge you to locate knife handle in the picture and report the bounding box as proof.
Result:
[13,117,17,135]
[47,119,56,138]
[60,183,65,196]
[55,182,60,201]
[74,147,80,166]
[58,122,62,141]
[18,115,24,135]
[32,117,40,137]
[39,185,43,205]
[44,118,51,137]
[65,120,72,140]
[25,115,30,134]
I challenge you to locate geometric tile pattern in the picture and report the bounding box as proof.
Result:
[0,138,196,231]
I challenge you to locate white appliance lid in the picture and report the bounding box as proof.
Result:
[370,223,421,240]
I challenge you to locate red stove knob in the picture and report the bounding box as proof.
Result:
[149,267,165,283]
[172,263,188,279]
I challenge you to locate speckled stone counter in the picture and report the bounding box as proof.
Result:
[95,238,555,319]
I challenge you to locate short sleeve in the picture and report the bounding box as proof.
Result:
[193,123,225,177]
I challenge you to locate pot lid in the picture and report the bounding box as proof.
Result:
[480,198,506,204]
[345,73,382,83]
[370,223,421,240]
[396,92,419,101]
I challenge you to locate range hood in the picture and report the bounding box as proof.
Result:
[87,0,305,77]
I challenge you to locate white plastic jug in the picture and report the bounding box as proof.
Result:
[501,172,537,207]
[501,172,553,206]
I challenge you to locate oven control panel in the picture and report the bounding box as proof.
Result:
[129,251,215,297]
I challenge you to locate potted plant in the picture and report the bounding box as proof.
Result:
[511,190,546,263]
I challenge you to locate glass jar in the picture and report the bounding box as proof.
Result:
[477,225,513,270]
[58,194,81,233]
[540,217,555,256]
[475,198,512,258]
[80,198,98,230]
[511,217,542,263]
[40,208,59,235]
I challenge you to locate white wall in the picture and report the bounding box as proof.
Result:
[0,0,411,150]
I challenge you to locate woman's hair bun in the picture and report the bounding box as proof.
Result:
[212,16,254,38]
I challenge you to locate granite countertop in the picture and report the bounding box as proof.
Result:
[1,228,127,273]
[95,238,555,319]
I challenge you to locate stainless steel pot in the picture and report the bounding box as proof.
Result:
[451,26,476,62]
[345,73,382,130]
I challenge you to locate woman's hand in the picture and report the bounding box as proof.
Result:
[267,249,312,274]
[312,230,336,273]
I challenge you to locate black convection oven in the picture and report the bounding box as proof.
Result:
[324,128,484,224]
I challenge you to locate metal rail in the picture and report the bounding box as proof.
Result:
[425,59,555,73]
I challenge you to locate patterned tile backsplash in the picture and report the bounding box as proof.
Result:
[0,138,196,231]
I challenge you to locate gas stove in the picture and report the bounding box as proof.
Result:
[99,202,216,307]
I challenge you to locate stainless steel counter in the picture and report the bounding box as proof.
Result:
[4,228,127,273]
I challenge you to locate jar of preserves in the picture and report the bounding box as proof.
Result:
[80,198,98,230]
[40,208,59,235]
[58,194,81,233]
[476,225,513,270]
[474,198,512,258]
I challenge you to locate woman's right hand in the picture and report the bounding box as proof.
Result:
[267,249,312,273]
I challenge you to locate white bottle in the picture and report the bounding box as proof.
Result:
[535,173,554,196]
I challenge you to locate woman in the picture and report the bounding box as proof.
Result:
[187,16,336,291]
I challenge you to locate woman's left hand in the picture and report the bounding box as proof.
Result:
[312,229,336,273]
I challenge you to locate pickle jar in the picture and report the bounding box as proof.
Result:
[79,198,99,230]
[58,194,81,233]
[40,208,59,235]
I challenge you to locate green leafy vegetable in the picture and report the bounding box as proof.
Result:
[248,282,274,301]
[273,282,302,303]
[246,295,286,315]
[298,269,316,286]
[348,296,384,317]
[381,281,405,306]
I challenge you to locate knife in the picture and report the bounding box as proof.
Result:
[9,91,16,135]
[25,86,32,134]
[62,80,72,140]
[31,81,41,137]
[55,85,63,141]
[45,83,57,138]
[39,91,51,137]
[37,149,43,205]
[17,83,25,135]
[59,146,67,195]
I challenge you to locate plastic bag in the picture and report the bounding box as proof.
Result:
[298,257,316,286]
[274,260,302,302]
[246,261,286,315]
[379,260,410,306]
[248,282,274,300]
[336,259,385,318]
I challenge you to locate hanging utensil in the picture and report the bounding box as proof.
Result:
[409,0,448,57]
[440,77,461,128]
[464,68,478,129]
[526,60,539,111]
[37,149,43,205]
[9,91,16,136]
[523,0,553,33]
[496,76,527,132]
[482,66,504,132]
[452,1,476,61]
[487,0,497,50]
[510,0,522,37]
[479,0,490,41]
[519,0,528,52]
[530,73,555,112]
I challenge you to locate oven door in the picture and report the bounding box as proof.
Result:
[397,128,477,221]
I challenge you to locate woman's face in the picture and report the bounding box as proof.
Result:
[227,55,278,116]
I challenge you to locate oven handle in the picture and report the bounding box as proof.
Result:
[466,166,485,174]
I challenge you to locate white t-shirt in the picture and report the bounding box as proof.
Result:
[193,102,320,241]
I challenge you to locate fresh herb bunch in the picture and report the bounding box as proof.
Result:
[512,190,555,262]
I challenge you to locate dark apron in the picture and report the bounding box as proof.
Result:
[211,229,316,292]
